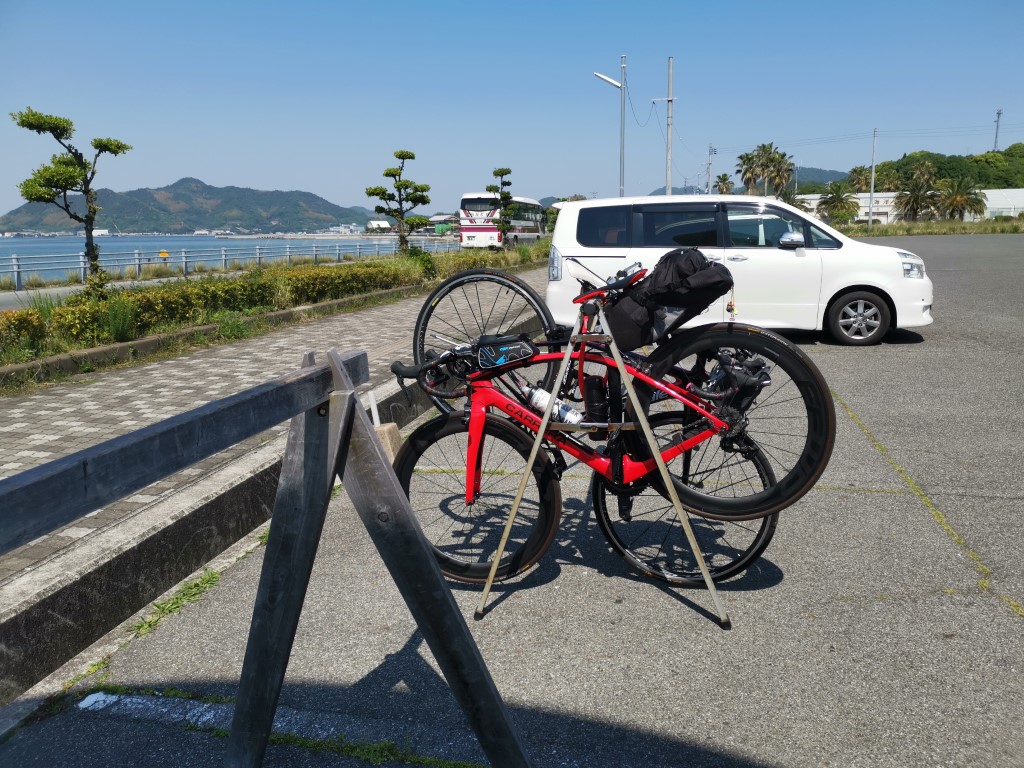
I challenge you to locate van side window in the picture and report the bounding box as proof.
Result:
[725,204,804,248]
[637,204,718,248]
[576,205,632,247]
[808,224,841,249]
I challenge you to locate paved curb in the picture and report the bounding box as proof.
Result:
[0,376,435,707]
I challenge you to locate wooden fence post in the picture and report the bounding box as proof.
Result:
[226,352,343,767]
[327,349,533,767]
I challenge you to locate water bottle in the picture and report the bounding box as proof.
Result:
[523,384,584,424]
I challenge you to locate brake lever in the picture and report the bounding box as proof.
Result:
[395,373,413,405]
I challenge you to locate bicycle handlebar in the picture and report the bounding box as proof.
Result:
[391,344,475,402]
[389,359,424,379]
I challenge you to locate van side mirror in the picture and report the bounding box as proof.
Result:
[778,231,805,250]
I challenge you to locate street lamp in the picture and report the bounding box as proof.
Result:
[594,55,626,197]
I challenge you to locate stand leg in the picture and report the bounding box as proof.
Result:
[474,317,583,619]
[599,308,731,627]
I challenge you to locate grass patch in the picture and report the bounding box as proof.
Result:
[130,570,221,638]
[264,731,487,767]
[840,218,1024,237]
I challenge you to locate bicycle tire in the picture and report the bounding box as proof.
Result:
[413,268,560,413]
[593,413,778,585]
[392,412,562,583]
[627,323,836,520]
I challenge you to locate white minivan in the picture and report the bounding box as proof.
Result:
[545,195,933,345]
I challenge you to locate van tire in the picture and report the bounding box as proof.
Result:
[827,291,890,345]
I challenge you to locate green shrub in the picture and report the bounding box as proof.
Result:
[51,302,105,344]
[284,262,420,305]
[403,246,437,279]
[0,309,47,351]
[129,286,198,333]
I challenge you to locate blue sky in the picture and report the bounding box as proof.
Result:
[1,0,1021,218]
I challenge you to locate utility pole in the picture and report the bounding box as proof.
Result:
[666,57,673,195]
[994,108,1003,151]
[653,57,674,194]
[868,127,877,232]
[706,144,716,194]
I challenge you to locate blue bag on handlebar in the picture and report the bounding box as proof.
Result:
[603,247,733,351]
[477,334,539,370]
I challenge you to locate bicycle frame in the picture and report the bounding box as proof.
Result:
[460,348,730,505]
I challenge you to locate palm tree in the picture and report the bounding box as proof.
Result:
[766,150,795,195]
[911,160,936,186]
[775,187,810,211]
[846,165,871,192]
[893,178,937,222]
[876,167,902,192]
[714,173,734,194]
[815,182,860,224]
[753,143,778,195]
[934,177,986,221]
[736,152,759,195]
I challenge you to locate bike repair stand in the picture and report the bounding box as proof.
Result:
[474,303,732,627]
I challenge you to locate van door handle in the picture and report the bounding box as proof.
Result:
[706,255,722,262]
[727,254,748,262]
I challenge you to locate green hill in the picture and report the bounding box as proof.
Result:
[0,178,378,234]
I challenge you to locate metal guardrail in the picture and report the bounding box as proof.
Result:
[0,239,463,290]
[0,347,531,767]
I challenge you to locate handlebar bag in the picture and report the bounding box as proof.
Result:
[478,335,539,370]
[603,248,733,351]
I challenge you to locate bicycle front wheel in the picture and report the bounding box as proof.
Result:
[594,412,779,585]
[630,323,836,520]
[414,269,559,413]
[393,413,562,583]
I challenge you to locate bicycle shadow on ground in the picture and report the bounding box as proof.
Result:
[447,489,785,624]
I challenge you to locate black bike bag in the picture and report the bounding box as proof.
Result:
[477,335,539,370]
[602,247,733,351]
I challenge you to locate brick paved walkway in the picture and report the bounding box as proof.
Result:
[0,267,549,582]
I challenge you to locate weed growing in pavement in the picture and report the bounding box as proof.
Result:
[130,570,221,638]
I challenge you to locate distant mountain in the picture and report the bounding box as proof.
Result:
[0,178,379,234]
[791,167,848,186]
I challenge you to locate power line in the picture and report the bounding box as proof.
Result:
[703,122,1024,156]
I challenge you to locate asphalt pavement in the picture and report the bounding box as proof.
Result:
[0,238,1022,767]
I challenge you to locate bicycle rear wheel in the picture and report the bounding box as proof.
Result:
[414,269,560,413]
[392,412,562,583]
[629,323,836,520]
[594,412,779,585]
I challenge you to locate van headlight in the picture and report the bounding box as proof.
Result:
[897,250,926,279]
[549,245,562,281]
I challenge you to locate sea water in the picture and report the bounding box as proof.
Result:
[0,234,454,283]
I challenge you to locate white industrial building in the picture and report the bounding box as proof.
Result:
[797,188,1024,224]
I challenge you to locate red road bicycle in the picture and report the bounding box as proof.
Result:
[391,264,836,586]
